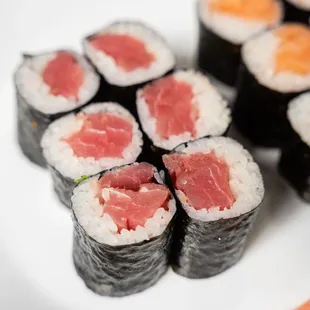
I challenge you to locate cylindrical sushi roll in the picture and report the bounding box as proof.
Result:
[14,50,100,167]
[83,20,176,116]
[41,102,143,208]
[197,0,283,92]
[278,92,310,202]
[284,0,310,24]
[233,23,310,147]
[162,136,264,278]
[72,162,176,296]
[136,70,231,167]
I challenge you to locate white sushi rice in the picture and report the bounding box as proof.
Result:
[72,166,176,246]
[14,51,100,115]
[170,136,264,222]
[83,20,175,87]
[242,26,310,93]
[287,92,310,146]
[136,70,231,151]
[198,0,283,44]
[41,102,143,179]
[286,0,310,10]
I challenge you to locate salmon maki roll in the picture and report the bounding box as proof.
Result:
[279,92,310,202]
[72,162,176,296]
[136,70,231,166]
[197,0,283,96]
[41,102,143,208]
[163,136,264,278]
[14,51,100,167]
[233,23,310,147]
[83,20,176,117]
[284,0,310,24]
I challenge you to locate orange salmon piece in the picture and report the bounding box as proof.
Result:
[208,0,280,23]
[275,24,310,76]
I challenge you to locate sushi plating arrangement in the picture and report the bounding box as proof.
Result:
[13,0,310,300]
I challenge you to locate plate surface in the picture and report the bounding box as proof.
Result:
[1,1,310,309]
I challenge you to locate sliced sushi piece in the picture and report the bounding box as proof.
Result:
[41,102,143,208]
[284,0,310,24]
[83,20,176,116]
[136,70,231,166]
[279,92,310,202]
[72,162,176,297]
[163,136,264,278]
[14,50,100,167]
[233,23,310,147]
[197,0,283,93]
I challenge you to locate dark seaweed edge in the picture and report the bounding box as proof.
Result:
[283,0,310,24]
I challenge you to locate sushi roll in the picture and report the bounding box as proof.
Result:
[197,0,283,93]
[83,20,176,116]
[15,50,100,167]
[136,70,231,166]
[279,92,310,202]
[72,162,176,296]
[163,136,264,278]
[233,23,310,147]
[41,102,143,208]
[284,0,310,24]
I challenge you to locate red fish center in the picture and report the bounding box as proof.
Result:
[96,163,170,231]
[163,152,235,211]
[142,76,198,139]
[64,113,133,159]
[42,52,84,101]
[89,34,155,72]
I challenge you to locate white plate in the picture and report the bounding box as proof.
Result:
[1,1,310,309]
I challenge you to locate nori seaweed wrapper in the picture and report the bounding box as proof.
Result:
[279,139,310,202]
[16,90,56,167]
[283,0,310,24]
[48,165,76,208]
[15,54,100,167]
[72,165,176,296]
[197,18,240,88]
[171,206,259,278]
[233,62,303,147]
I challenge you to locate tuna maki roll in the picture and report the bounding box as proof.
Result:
[163,136,264,278]
[279,92,310,202]
[83,20,176,116]
[284,0,310,24]
[233,23,310,147]
[136,70,231,166]
[197,0,283,94]
[72,162,176,296]
[41,102,143,208]
[14,50,100,167]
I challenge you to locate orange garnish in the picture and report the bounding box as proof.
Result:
[208,0,280,23]
[31,121,38,127]
[296,299,310,310]
[275,24,310,75]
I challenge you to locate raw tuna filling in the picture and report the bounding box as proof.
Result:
[142,76,198,139]
[275,24,310,75]
[163,152,235,211]
[95,163,170,231]
[89,34,155,72]
[42,51,84,101]
[208,0,279,23]
[64,113,133,159]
